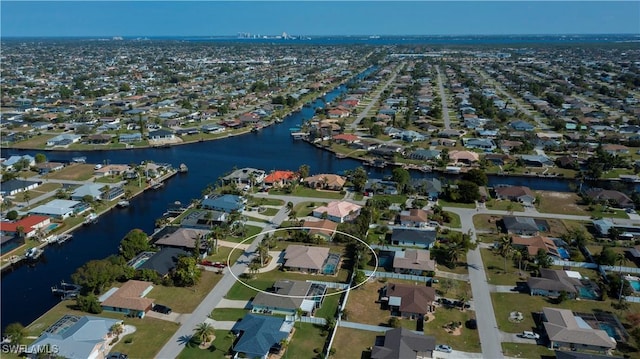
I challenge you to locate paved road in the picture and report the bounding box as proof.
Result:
[349,63,403,131]
[339,320,391,332]
[435,65,452,130]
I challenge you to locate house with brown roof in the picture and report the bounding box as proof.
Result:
[99,280,155,318]
[584,188,635,209]
[154,227,209,251]
[283,245,334,274]
[527,269,598,299]
[303,174,346,191]
[398,209,430,227]
[302,219,338,241]
[392,249,436,275]
[380,282,436,320]
[512,236,564,258]
[494,186,536,205]
[449,150,479,165]
[542,307,616,353]
[332,133,360,144]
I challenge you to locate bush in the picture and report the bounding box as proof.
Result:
[6,210,18,221]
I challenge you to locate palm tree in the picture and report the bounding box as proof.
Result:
[279,338,289,358]
[110,323,124,337]
[192,322,215,346]
[256,243,269,266]
[616,253,629,301]
[447,243,466,267]
[295,308,304,328]
[498,236,513,273]
[248,261,260,277]
[286,201,294,214]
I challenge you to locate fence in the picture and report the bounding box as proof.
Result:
[601,266,640,275]
[625,296,640,303]
[306,280,349,290]
[363,270,432,283]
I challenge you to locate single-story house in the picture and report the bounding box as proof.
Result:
[99,280,155,318]
[28,199,89,219]
[136,248,191,277]
[154,227,209,251]
[584,188,635,209]
[409,178,442,199]
[201,194,245,213]
[398,209,431,227]
[71,184,124,201]
[35,162,64,175]
[45,134,82,147]
[510,120,535,131]
[263,170,298,188]
[303,174,346,191]
[380,282,437,319]
[148,129,175,140]
[390,228,437,249]
[2,155,35,171]
[93,164,131,177]
[222,167,266,186]
[0,215,51,238]
[542,307,616,353]
[231,314,292,359]
[520,155,554,167]
[179,210,228,229]
[512,236,565,259]
[449,150,480,164]
[494,186,536,205]
[527,269,593,299]
[464,138,496,151]
[408,149,441,161]
[392,249,436,274]
[364,179,399,196]
[0,179,41,196]
[283,244,334,274]
[502,216,548,236]
[26,315,122,359]
[119,133,142,143]
[201,124,226,134]
[302,219,338,241]
[251,280,327,316]
[371,327,436,359]
[312,201,362,223]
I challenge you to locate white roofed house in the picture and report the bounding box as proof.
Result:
[71,184,125,201]
[312,201,362,223]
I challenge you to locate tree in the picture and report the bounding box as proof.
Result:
[498,236,513,272]
[6,210,18,221]
[110,323,124,337]
[391,168,410,193]
[248,261,261,277]
[462,168,488,186]
[34,153,47,164]
[298,164,310,179]
[455,180,481,203]
[76,294,102,314]
[596,247,618,266]
[4,322,26,343]
[347,167,368,193]
[534,248,553,269]
[388,317,401,328]
[22,191,31,207]
[172,255,201,287]
[353,270,366,286]
[447,243,466,267]
[119,229,149,260]
[72,258,125,294]
[295,308,304,328]
[193,322,215,346]
[256,243,269,266]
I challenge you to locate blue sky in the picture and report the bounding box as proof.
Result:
[1,1,639,37]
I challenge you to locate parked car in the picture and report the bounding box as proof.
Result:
[152,304,172,315]
[466,319,477,330]
[105,353,128,359]
[435,344,453,353]
[521,331,540,339]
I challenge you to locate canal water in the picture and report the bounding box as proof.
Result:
[1,68,637,330]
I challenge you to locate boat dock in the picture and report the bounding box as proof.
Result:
[48,234,73,244]
[51,281,81,300]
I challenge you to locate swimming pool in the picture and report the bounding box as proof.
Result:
[579,286,599,300]
[599,323,620,340]
[45,223,59,232]
[629,279,640,292]
[557,247,570,259]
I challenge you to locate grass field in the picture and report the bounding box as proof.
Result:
[423,307,481,353]
[209,308,249,321]
[534,191,588,216]
[287,322,328,359]
[331,327,379,359]
[149,270,222,313]
[501,342,554,359]
[45,163,96,181]
[439,199,476,209]
[294,201,329,217]
[485,199,525,212]
[444,211,461,228]
[270,187,344,199]
[9,134,55,148]
[480,248,526,285]
[177,330,234,359]
[204,245,244,266]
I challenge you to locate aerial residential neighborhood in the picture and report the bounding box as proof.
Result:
[1,2,640,359]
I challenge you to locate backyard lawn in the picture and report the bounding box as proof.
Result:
[438,199,476,209]
[480,248,525,286]
[331,327,379,359]
[146,270,222,313]
[209,308,249,321]
[287,322,328,359]
[484,199,524,212]
[293,201,329,217]
[177,330,234,359]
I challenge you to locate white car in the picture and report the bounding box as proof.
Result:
[521,331,540,339]
[435,344,452,353]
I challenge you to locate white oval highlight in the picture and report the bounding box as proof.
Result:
[226,226,378,299]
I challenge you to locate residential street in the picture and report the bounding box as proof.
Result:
[435,65,452,130]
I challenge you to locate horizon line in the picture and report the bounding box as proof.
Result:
[2,33,640,38]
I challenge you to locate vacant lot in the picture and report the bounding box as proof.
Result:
[148,270,222,313]
[46,163,95,181]
[423,306,481,353]
[535,191,588,216]
[501,342,554,359]
[270,187,344,199]
[332,327,379,359]
[287,322,328,358]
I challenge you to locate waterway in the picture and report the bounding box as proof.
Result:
[1,68,637,330]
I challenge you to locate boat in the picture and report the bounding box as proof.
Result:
[179,163,188,173]
[83,213,98,225]
[274,118,283,123]
[151,182,164,190]
[48,234,72,244]
[117,200,130,208]
[71,156,86,163]
[25,247,44,261]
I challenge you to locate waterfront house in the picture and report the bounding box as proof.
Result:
[149,129,175,141]
[28,199,89,219]
[71,183,124,201]
[154,227,209,251]
[332,133,360,144]
[201,124,226,134]
[494,186,536,205]
[303,174,346,191]
[312,201,362,223]
[501,216,548,236]
[584,188,635,209]
[93,164,131,178]
[251,280,327,316]
[1,155,35,171]
[364,179,399,196]
[542,307,616,353]
[35,162,64,175]
[380,282,436,319]
[201,194,245,213]
[449,150,480,165]
[119,133,142,143]
[263,170,298,188]
[408,149,440,161]
[371,327,436,359]
[392,249,436,275]
[222,167,266,186]
[231,314,292,359]
[45,134,82,147]
[136,247,191,276]
[520,154,554,167]
[179,210,227,229]
[302,219,338,241]
[26,315,122,359]
[99,280,155,318]
[0,215,51,238]
[0,179,41,196]
[409,178,442,200]
[390,228,437,249]
[283,244,336,274]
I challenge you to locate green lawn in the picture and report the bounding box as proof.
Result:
[209,308,249,321]
[45,163,96,181]
[424,307,481,353]
[331,327,378,359]
[223,224,264,243]
[480,248,524,285]
[501,343,554,359]
[205,246,243,266]
[373,194,408,205]
[589,204,629,219]
[294,201,328,217]
[249,197,285,206]
[177,330,235,359]
[270,187,344,199]
[484,199,524,212]
[138,271,221,313]
[439,199,476,209]
[314,290,341,319]
[260,207,280,216]
[443,211,461,228]
[288,322,328,359]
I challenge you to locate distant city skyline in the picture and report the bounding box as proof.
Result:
[1,1,639,37]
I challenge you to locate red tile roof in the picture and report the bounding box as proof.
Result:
[264,170,297,184]
[0,215,50,233]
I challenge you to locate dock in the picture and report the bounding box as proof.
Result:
[51,281,81,300]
